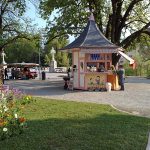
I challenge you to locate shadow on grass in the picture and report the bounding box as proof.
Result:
[0,114,149,150]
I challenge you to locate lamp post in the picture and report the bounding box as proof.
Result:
[36,40,41,79]
[38,44,41,79]
[39,45,41,67]
[37,29,46,78]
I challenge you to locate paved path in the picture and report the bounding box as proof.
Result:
[5,73,150,118]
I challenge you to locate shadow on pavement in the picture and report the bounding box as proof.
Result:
[5,80,76,96]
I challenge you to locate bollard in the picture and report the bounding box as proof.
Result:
[106,82,112,92]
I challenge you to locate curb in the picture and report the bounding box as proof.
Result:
[110,104,136,116]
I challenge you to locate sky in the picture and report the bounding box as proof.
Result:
[24,2,47,28]
[24,2,74,43]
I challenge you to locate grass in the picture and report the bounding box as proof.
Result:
[0,98,150,150]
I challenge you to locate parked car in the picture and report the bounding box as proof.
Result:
[28,68,38,79]
[54,68,63,72]
[54,67,67,72]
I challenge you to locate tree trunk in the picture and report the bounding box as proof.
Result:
[0,15,3,53]
[110,0,123,45]
[108,0,146,48]
[105,14,111,39]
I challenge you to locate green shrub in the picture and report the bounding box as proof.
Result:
[147,70,150,79]
[124,67,136,76]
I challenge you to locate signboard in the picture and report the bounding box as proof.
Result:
[85,73,107,91]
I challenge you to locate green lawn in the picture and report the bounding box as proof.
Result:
[0,98,150,150]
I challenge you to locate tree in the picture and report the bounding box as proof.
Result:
[55,51,69,67]
[0,0,36,53]
[127,34,150,61]
[44,54,51,66]
[4,38,39,63]
[39,0,150,49]
[137,35,150,61]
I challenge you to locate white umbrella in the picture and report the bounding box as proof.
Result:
[118,51,135,64]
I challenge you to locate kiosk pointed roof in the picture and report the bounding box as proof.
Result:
[60,13,118,50]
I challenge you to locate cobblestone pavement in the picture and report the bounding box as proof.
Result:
[5,73,150,118]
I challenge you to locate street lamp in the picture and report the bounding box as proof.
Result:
[38,42,41,67]
[37,29,46,78]
[36,40,41,79]
[38,43,41,79]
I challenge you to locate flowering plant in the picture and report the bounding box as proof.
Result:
[0,88,34,140]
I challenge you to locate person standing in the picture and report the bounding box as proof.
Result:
[11,68,15,79]
[67,67,71,77]
[117,65,125,91]
[4,68,8,79]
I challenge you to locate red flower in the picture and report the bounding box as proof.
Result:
[19,117,26,123]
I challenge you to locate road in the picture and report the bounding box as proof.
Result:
[5,73,150,118]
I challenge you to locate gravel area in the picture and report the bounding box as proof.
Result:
[5,73,150,118]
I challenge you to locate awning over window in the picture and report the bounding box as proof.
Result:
[118,51,135,64]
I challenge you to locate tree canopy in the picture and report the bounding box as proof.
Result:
[0,0,37,53]
[137,35,150,61]
[39,0,150,49]
[4,38,39,63]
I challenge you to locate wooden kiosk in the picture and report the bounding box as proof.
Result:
[60,14,127,91]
